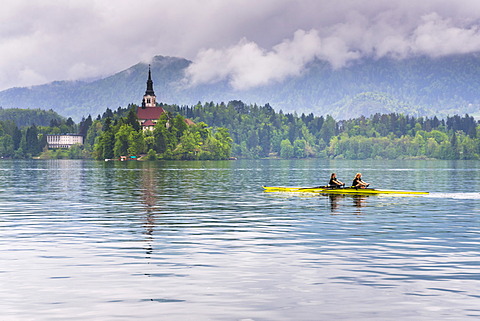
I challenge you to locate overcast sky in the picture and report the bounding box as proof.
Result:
[3,0,480,91]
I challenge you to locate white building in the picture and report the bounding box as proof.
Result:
[46,135,84,149]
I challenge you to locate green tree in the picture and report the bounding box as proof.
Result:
[24,125,40,156]
[319,115,337,144]
[173,114,188,139]
[128,129,145,156]
[293,139,307,158]
[153,116,168,153]
[125,108,141,131]
[146,148,157,160]
[0,134,14,157]
[176,130,201,160]
[280,139,294,158]
[85,120,103,149]
[101,130,115,159]
[213,128,233,159]
[114,124,134,157]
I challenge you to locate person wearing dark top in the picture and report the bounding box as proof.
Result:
[329,173,345,188]
[352,173,369,188]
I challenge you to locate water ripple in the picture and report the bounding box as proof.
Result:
[1,159,479,320]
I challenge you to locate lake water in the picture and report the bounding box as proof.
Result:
[1,159,479,320]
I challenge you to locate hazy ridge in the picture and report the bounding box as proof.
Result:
[1,54,480,120]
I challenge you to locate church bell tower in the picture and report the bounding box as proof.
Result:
[142,65,156,108]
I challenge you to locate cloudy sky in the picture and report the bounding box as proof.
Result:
[2,0,480,91]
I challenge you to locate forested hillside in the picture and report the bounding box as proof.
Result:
[1,101,479,160]
[168,100,480,160]
[2,54,480,120]
[0,108,65,127]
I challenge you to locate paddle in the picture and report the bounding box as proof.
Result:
[298,185,327,190]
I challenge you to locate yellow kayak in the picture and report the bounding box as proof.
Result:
[263,186,429,195]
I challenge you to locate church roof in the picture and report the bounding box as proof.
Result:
[137,106,165,121]
[142,119,156,126]
[184,118,195,126]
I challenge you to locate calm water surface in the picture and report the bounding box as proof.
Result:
[0,159,479,320]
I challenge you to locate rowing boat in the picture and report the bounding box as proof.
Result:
[262,185,429,195]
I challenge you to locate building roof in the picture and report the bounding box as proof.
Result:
[142,119,156,126]
[184,118,195,126]
[137,106,165,121]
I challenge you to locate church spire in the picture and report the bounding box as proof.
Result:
[142,65,157,108]
[145,65,155,96]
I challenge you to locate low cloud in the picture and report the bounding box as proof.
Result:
[185,10,480,90]
[185,30,333,90]
[411,13,480,57]
[3,1,480,91]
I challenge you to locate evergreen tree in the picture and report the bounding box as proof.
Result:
[79,115,93,137]
[0,124,14,157]
[102,108,114,119]
[101,130,115,159]
[125,108,141,131]
[66,117,75,128]
[25,125,40,156]
[103,117,112,132]
[153,114,169,153]
[319,115,337,143]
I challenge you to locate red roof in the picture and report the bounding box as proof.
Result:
[137,106,165,121]
[142,120,156,126]
[184,118,195,126]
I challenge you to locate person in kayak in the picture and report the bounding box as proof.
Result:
[329,173,345,188]
[352,173,369,188]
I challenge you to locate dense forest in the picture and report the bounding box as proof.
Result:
[0,118,76,159]
[168,100,480,160]
[0,106,233,160]
[88,106,232,161]
[0,102,479,160]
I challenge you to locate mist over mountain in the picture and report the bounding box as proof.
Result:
[1,54,480,121]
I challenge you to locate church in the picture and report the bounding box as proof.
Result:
[136,66,166,131]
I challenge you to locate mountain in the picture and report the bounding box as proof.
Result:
[1,54,480,121]
[0,56,191,121]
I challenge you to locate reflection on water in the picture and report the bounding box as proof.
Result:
[327,194,369,214]
[328,194,342,212]
[352,194,368,210]
[141,167,156,259]
[1,159,480,321]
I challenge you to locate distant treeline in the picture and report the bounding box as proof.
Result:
[0,117,76,159]
[0,107,64,127]
[167,100,480,160]
[1,103,479,160]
